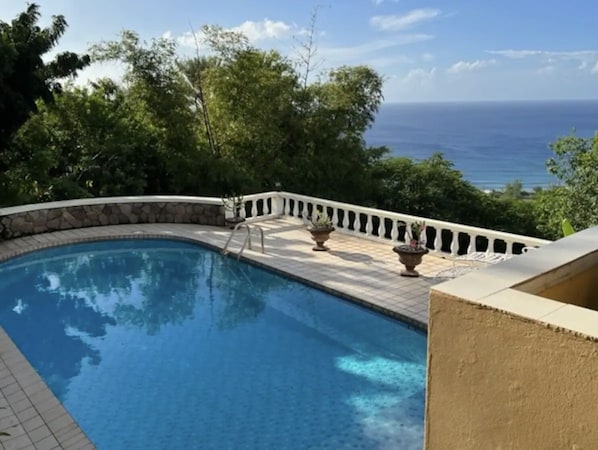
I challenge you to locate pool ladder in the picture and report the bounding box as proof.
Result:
[222,222,265,259]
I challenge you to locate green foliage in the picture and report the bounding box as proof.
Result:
[0,3,89,147]
[500,180,524,199]
[199,47,299,185]
[294,65,385,202]
[309,209,333,229]
[12,82,155,202]
[371,153,541,237]
[533,133,598,238]
[405,220,426,248]
[91,30,203,194]
[372,154,483,222]
[181,32,386,202]
[221,194,245,218]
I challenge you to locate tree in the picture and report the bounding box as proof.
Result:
[12,81,156,202]
[502,180,524,199]
[0,3,89,148]
[91,30,202,194]
[199,46,300,190]
[533,133,598,238]
[371,153,541,238]
[287,65,385,201]
[372,153,485,221]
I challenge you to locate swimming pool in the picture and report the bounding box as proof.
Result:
[0,239,426,449]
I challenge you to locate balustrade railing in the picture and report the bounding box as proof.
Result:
[0,191,551,255]
[241,191,550,256]
[237,192,283,221]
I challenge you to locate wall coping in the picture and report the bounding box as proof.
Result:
[0,195,222,216]
[431,224,598,339]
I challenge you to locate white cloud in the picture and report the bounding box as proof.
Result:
[233,19,292,42]
[591,62,598,74]
[175,19,295,49]
[372,0,400,4]
[422,52,434,62]
[176,32,200,49]
[447,59,496,74]
[488,49,598,74]
[370,9,440,31]
[72,61,126,87]
[319,34,433,60]
[488,49,598,60]
[487,49,542,59]
[400,67,436,84]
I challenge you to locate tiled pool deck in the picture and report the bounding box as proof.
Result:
[0,218,456,449]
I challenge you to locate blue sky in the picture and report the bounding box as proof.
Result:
[2,0,598,102]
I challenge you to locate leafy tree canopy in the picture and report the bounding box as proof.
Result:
[0,3,89,147]
[533,133,598,238]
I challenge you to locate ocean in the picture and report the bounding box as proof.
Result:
[365,100,598,190]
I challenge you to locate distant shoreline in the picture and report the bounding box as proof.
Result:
[366,100,598,191]
[382,99,598,106]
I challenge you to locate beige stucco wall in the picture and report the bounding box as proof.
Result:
[537,264,598,310]
[426,290,598,449]
[426,227,598,449]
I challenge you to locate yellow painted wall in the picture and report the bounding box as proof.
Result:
[537,265,598,310]
[425,291,598,449]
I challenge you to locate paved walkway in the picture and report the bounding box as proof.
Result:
[0,218,456,449]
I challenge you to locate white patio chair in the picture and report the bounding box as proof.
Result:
[454,251,513,265]
[435,251,512,279]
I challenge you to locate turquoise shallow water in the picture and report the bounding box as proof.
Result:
[366,100,598,190]
[0,239,427,449]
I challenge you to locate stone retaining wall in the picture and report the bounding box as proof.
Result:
[0,201,224,240]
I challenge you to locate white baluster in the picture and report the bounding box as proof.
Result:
[292,198,298,218]
[505,240,513,255]
[434,228,442,252]
[379,216,388,240]
[354,211,361,235]
[450,231,458,256]
[332,208,339,228]
[268,194,279,216]
[468,234,477,254]
[391,220,399,242]
[301,201,309,222]
[251,200,258,218]
[488,238,496,254]
[365,214,373,236]
[342,209,350,229]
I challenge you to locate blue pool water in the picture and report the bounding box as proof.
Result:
[0,239,427,449]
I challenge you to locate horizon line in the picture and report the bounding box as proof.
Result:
[384,98,598,105]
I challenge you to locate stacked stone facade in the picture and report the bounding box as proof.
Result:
[0,201,224,239]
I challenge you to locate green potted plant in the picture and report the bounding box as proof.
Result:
[393,220,429,277]
[307,209,335,251]
[222,194,245,229]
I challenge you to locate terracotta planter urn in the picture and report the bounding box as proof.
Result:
[225,216,246,229]
[307,226,335,251]
[393,244,429,277]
